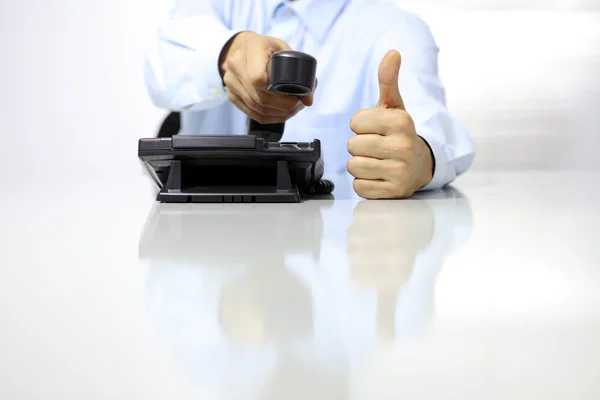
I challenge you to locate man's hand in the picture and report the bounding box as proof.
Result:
[347,50,433,199]
[220,32,315,124]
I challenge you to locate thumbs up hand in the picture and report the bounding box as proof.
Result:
[347,50,433,199]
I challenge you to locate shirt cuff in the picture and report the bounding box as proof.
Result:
[188,28,241,109]
[418,134,452,191]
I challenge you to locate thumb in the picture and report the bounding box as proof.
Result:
[376,50,405,110]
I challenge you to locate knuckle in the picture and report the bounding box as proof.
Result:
[224,58,233,72]
[349,114,359,131]
[389,161,408,177]
[395,180,413,198]
[388,137,415,155]
[226,90,237,103]
[381,184,398,199]
[347,136,359,155]
[276,39,291,50]
[346,157,358,175]
[226,53,241,71]
[395,181,408,196]
[350,109,368,130]
[394,111,414,128]
[402,139,415,154]
[395,186,413,199]
[403,139,415,153]
[352,179,365,196]
[223,73,233,89]
[347,157,367,177]
[358,108,372,118]
[248,71,266,87]
[267,36,291,51]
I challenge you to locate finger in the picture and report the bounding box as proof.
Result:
[300,93,314,107]
[299,77,318,107]
[350,108,414,135]
[376,49,405,110]
[347,156,387,180]
[347,156,407,181]
[348,134,416,162]
[227,91,286,125]
[347,134,386,159]
[353,179,400,200]
[226,72,295,118]
[287,100,307,119]
[245,41,272,91]
[256,88,302,111]
[236,89,304,122]
[265,36,293,53]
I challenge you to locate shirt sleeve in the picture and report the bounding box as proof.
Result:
[144,0,242,112]
[361,13,475,191]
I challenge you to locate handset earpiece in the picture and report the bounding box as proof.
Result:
[248,50,317,141]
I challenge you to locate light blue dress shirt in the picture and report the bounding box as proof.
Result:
[144,0,475,189]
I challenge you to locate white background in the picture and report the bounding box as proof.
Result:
[0,0,599,184]
[0,3,599,399]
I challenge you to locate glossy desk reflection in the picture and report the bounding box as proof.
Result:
[138,188,473,399]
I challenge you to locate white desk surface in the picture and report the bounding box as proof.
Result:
[1,170,599,399]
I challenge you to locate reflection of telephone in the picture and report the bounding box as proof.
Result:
[139,200,332,346]
[138,200,332,264]
[138,50,333,203]
[139,200,345,399]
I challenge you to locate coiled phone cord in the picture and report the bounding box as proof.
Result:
[309,179,335,195]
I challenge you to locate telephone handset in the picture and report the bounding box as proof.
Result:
[248,50,318,142]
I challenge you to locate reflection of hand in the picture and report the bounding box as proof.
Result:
[347,50,433,199]
[218,265,313,347]
[220,283,266,347]
[348,200,435,343]
[347,200,434,292]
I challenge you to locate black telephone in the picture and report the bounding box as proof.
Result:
[138,50,334,203]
